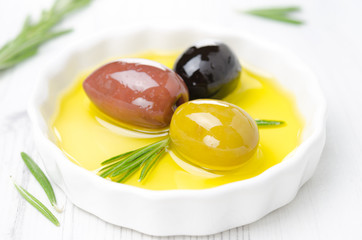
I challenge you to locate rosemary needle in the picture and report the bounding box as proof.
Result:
[13,180,59,226]
[244,6,303,25]
[139,148,166,182]
[20,152,61,212]
[255,119,285,126]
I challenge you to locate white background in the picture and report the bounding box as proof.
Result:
[1,0,362,239]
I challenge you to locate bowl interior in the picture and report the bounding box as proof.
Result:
[33,25,323,179]
[28,25,327,236]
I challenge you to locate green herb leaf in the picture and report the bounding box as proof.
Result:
[99,118,285,183]
[13,181,59,226]
[139,148,166,182]
[244,6,303,25]
[255,119,285,126]
[99,138,169,182]
[0,0,92,71]
[20,152,60,212]
[246,6,301,14]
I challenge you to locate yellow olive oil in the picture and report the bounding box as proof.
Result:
[51,52,304,190]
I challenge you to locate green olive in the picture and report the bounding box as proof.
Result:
[169,100,259,171]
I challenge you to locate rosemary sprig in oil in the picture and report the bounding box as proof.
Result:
[255,119,285,126]
[99,138,170,183]
[98,119,285,183]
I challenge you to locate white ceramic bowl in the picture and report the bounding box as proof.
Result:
[28,25,327,236]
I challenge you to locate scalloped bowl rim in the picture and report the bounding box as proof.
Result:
[28,24,327,235]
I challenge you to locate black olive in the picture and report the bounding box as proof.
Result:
[174,41,241,100]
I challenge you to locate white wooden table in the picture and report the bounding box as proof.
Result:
[1,0,362,239]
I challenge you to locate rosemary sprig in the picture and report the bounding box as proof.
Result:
[0,0,92,71]
[99,138,170,183]
[244,6,303,25]
[12,180,59,226]
[20,152,61,212]
[98,119,285,183]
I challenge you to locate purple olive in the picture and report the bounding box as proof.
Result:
[83,59,189,129]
